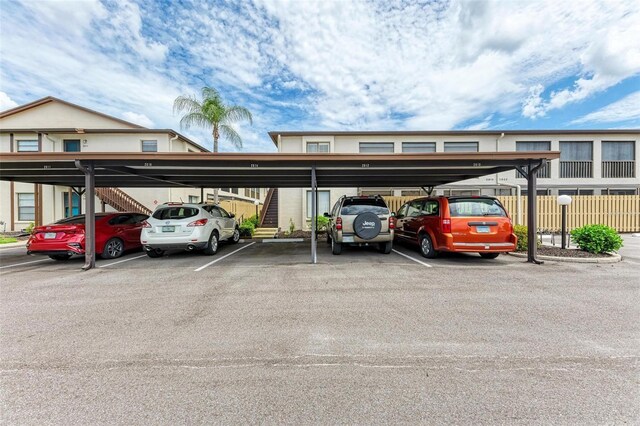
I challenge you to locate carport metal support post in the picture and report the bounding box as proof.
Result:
[75,160,96,271]
[526,161,544,264]
[311,165,317,264]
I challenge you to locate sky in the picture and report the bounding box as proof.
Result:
[0,0,639,153]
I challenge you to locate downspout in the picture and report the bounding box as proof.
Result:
[494,132,522,225]
[45,133,58,220]
[168,134,179,202]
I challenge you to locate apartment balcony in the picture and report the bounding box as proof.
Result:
[560,161,592,178]
[602,161,635,178]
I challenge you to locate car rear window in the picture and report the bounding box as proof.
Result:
[54,215,108,224]
[449,198,507,217]
[341,198,389,215]
[152,207,199,220]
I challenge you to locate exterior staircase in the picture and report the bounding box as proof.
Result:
[254,188,278,238]
[96,188,152,215]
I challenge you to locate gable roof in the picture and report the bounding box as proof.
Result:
[0,96,145,129]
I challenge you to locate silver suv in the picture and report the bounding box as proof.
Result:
[325,195,394,255]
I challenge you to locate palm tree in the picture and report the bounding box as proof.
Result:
[173,87,253,203]
[173,86,252,153]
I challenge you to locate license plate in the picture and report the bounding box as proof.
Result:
[162,226,175,232]
[343,235,354,243]
[476,226,490,233]
[44,232,57,239]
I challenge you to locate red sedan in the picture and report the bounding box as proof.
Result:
[27,212,149,261]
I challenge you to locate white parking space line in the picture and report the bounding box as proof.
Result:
[392,249,433,268]
[98,254,147,268]
[194,242,256,272]
[0,258,52,269]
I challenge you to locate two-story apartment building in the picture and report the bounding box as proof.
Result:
[270,130,639,230]
[0,97,264,231]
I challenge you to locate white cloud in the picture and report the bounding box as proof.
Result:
[122,111,154,128]
[571,92,640,124]
[0,92,18,111]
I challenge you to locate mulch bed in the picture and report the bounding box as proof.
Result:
[516,246,612,258]
[276,230,328,240]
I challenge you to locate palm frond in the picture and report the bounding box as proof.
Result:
[179,112,212,130]
[224,105,253,125]
[173,95,202,115]
[220,124,243,150]
[201,86,221,102]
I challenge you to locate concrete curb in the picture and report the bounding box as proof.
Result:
[507,252,622,263]
[0,241,27,249]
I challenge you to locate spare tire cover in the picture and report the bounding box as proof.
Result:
[353,212,382,240]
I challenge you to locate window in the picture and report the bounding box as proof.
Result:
[220,188,230,193]
[359,142,394,153]
[188,196,199,203]
[560,141,593,178]
[152,207,198,220]
[446,189,480,196]
[141,140,158,152]
[406,200,424,217]
[340,197,389,216]
[396,203,409,218]
[402,142,436,153]
[607,189,636,195]
[516,141,551,178]
[306,190,330,217]
[359,189,393,196]
[307,142,330,153]
[449,198,507,217]
[17,193,35,221]
[63,139,81,152]
[521,189,550,196]
[602,141,635,178]
[108,214,134,226]
[423,200,439,215]
[400,189,427,196]
[558,189,578,196]
[218,206,231,217]
[444,142,478,152]
[17,140,39,152]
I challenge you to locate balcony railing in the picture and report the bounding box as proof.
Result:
[602,161,635,178]
[560,161,592,178]
[515,162,550,179]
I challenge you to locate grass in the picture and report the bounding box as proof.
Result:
[0,237,18,244]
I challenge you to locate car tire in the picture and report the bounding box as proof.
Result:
[379,241,393,254]
[203,231,219,255]
[101,238,124,259]
[145,248,165,258]
[331,238,342,255]
[480,252,500,259]
[230,227,240,244]
[49,254,71,261]
[419,233,437,258]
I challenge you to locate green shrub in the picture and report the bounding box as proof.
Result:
[25,222,35,234]
[239,221,255,237]
[571,224,623,254]
[288,218,295,234]
[513,225,541,252]
[246,214,259,227]
[307,216,329,232]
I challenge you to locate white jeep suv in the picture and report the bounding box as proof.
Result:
[141,203,240,257]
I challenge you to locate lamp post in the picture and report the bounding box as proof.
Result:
[557,195,572,249]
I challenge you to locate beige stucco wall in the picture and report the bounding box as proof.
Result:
[0,101,139,129]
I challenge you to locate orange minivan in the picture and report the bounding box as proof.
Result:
[394,196,517,259]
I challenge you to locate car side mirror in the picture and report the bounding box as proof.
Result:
[229,213,235,218]
[323,212,330,218]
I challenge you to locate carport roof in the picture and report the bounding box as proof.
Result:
[0,151,559,188]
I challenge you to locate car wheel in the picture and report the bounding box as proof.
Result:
[145,248,165,258]
[203,231,219,255]
[419,234,437,258]
[331,237,342,255]
[480,252,500,259]
[101,238,124,259]
[49,254,71,261]
[379,241,393,254]
[231,228,240,244]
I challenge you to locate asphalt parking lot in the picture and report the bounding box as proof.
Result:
[1,238,639,424]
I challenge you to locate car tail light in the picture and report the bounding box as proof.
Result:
[142,220,152,228]
[187,218,208,227]
[336,217,342,230]
[389,216,395,229]
[442,218,451,233]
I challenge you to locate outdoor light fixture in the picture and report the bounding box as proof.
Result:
[254,199,260,217]
[557,195,572,249]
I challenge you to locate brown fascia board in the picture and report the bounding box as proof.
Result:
[0,96,145,129]
[268,129,640,145]
[0,128,210,153]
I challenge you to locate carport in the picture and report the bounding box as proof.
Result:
[0,151,559,270]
